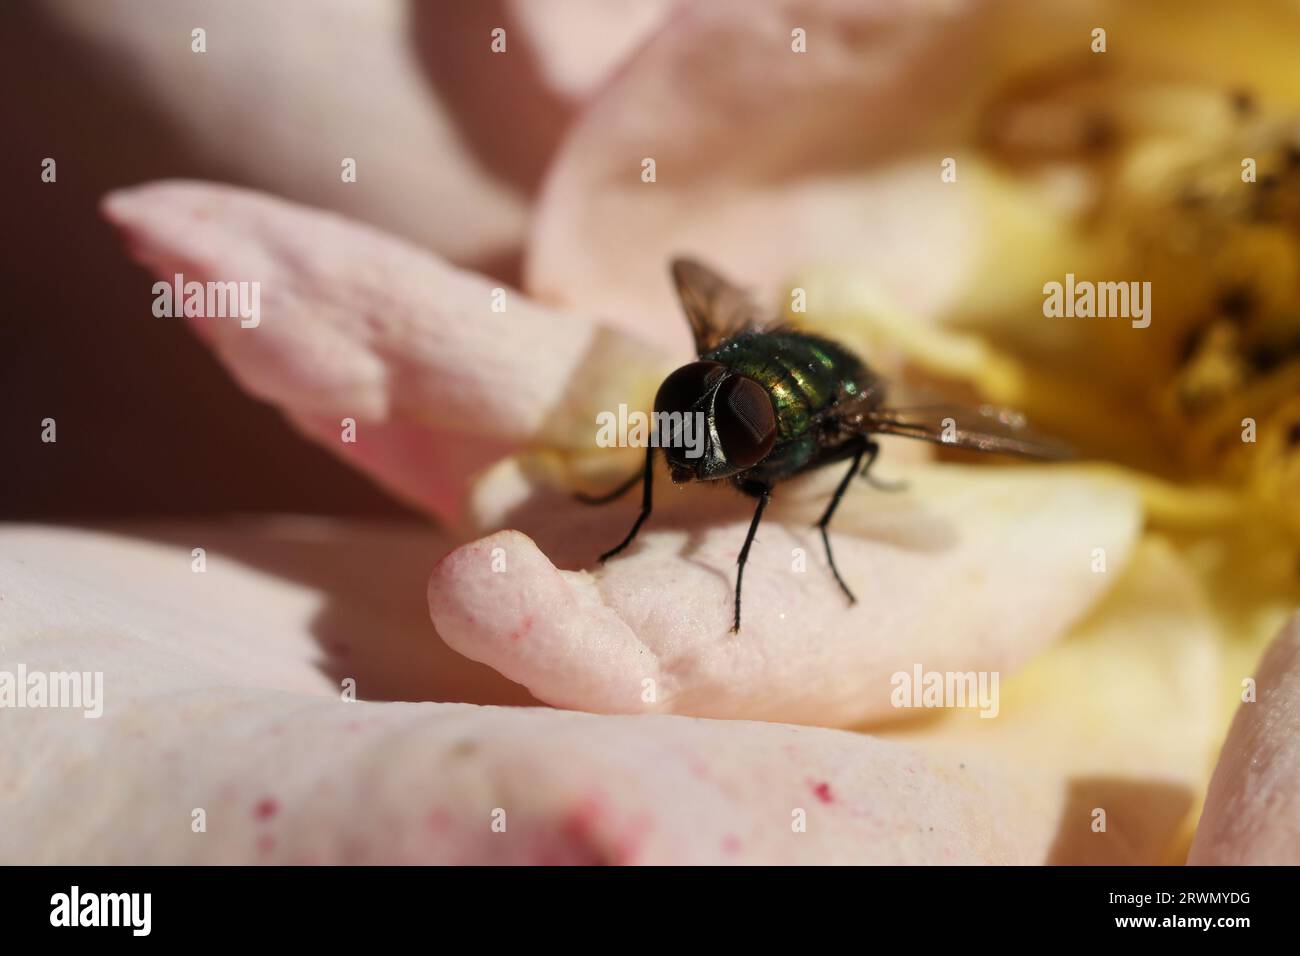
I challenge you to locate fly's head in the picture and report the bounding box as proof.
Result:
[653,361,777,483]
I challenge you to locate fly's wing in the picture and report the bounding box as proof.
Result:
[826,391,1072,460]
[868,405,1073,459]
[671,257,770,355]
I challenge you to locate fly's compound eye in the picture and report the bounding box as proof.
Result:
[654,361,727,417]
[714,374,776,469]
[655,361,728,459]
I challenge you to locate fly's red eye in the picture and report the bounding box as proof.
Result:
[654,361,727,417]
[714,375,776,468]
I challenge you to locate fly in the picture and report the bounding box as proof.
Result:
[582,258,1069,632]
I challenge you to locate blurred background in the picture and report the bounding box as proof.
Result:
[0,0,668,519]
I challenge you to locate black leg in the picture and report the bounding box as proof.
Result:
[732,485,771,633]
[816,439,871,605]
[598,446,655,562]
[575,466,642,505]
[859,440,907,491]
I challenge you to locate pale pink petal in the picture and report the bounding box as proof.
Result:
[506,0,679,102]
[884,537,1223,864]
[525,0,994,353]
[101,181,670,520]
[0,520,531,707]
[1189,613,1300,864]
[40,0,527,269]
[1,522,1051,865]
[397,0,674,202]
[429,461,1140,726]
[8,693,1055,865]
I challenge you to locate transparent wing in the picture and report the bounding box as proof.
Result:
[826,391,1072,460]
[670,257,770,355]
[868,405,1073,459]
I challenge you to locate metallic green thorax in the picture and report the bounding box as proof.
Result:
[704,329,879,483]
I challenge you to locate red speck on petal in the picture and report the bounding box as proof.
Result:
[721,834,742,855]
[546,795,616,864]
[561,795,603,839]
[256,833,277,855]
[253,797,279,821]
[811,781,834,804]
[610,812,654,866]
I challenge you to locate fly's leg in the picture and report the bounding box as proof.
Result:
[816,439,869,605]
[859,440,908,492]
[733,482,772,633]
[597,446,655,562]
[575,467,642,505]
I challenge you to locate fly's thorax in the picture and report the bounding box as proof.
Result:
[707,331,872,443]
